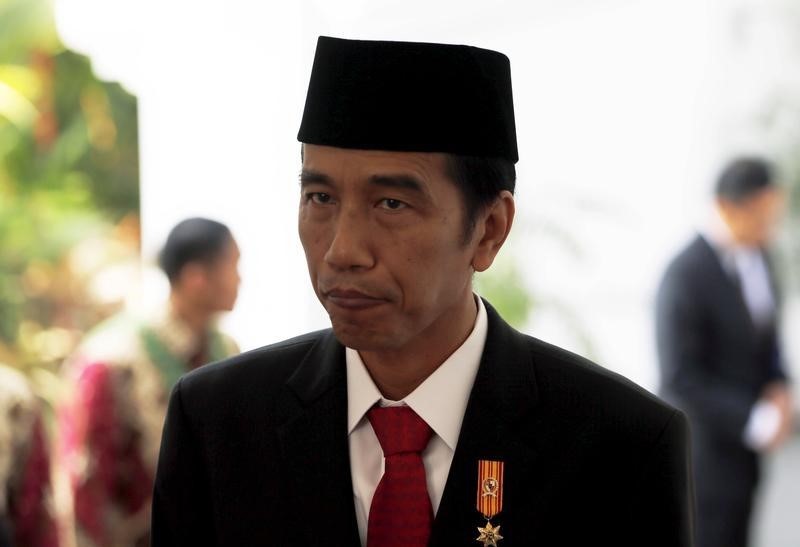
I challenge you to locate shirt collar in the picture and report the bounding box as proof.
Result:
[146,301,207,360]
[346,295,488,450]
[701,210,766,277]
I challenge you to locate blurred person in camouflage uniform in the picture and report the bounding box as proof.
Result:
[58,218,241,547]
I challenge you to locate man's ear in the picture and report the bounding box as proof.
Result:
[175,263,207,293]
[471,191,515,272]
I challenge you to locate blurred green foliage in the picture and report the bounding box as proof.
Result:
[0,0,139,374]
[474,252,533,329]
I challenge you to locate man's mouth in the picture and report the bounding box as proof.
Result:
[323,288,387,310]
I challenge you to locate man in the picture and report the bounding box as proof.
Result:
[153,37,693,546]
[59,217,240,547]
[656,157,792,547]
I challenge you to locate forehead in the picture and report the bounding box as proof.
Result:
[302,144,450,185]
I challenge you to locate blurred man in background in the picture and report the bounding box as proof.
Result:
[58,217,240,547]
[656,157,793,547]
[0,364,59,547]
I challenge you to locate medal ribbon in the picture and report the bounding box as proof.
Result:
[476,459,504,519]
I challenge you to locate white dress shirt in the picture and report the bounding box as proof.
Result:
[702,211,776,328]
[346,296,488,546]
[732,248,776,329]
[701,214,780,450]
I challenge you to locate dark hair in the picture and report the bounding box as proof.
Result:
[715,158,775,203]
[158,218,233,283]
[445,155,516,240]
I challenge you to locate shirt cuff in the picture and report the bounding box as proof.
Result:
[743,400,781,450]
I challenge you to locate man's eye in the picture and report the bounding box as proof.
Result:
[378,198,407,210]
[306,192,332,204]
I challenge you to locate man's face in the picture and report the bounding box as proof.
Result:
[298,144,481,353]
[199,238,242,313]
[719,187,784,247]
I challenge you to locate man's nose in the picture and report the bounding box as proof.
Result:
[324,209,375,271]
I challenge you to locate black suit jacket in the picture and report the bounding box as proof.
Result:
[152,301,693,546]
[655,235,786,500]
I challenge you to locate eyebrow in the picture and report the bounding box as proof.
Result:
[299,169,426,195]
[367,174,425,194]
[299,169,332,187]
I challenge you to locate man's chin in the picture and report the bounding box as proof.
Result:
[330,320,398,352]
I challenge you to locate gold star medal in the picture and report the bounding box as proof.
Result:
[475,460,504,546]
[477,521,504,547]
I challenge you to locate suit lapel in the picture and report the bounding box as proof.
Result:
[430,301,541,546]
[697,235,756,332]
[273,304,542,545]
[275,331,361,546]
[761,248,781,314]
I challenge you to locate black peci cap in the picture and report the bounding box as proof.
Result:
[298,36,518,163]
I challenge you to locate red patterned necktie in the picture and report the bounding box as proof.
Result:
[367,405,434,547]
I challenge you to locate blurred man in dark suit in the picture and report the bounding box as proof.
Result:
[656,157,793,547]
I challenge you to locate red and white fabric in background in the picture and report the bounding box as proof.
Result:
[0,364,59,547]
[58,305,238,547]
